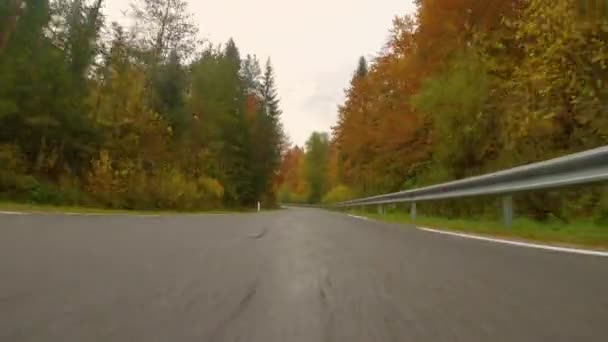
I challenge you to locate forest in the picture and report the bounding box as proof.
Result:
[0,0,285,210]
[278,0,608,223]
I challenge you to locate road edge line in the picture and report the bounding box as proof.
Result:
[347,214,369,221]
[0,211,26,215]
[418,227,608,257]
[1,210,231,217]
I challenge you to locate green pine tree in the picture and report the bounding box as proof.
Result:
[151,50,189,137]
[304,132,330,203]
[354,56,368,80]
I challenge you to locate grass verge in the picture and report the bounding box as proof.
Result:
[0,202,249,215]
[348,211,608,250]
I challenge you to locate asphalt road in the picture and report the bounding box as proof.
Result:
[1,208,607,342]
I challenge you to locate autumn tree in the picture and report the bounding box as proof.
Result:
[277,146,307,203]
[304,132,330,203]
[500,0,608,157]
[333,19,431,195]
[247,58,285,204]
[0,0,26,54]
[413,51,495,181]
[241,54,262,95]
[129,0,199,62]
[188,40,257,206]
[354,56,368,79]
[151,50,189,136]
[0,1,287,210]
[0,0,102,179]
[327,0,608,221]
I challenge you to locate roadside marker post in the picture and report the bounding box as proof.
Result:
[502,196,513,228]
[410,202,417,221]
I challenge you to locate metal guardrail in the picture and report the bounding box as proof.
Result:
[336,145,608,227]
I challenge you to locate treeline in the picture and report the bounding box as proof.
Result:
[0,0,285,210]
[279,0,608,222]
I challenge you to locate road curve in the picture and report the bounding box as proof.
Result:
[1,208,607,341]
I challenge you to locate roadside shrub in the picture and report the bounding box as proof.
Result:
[86,150,124,208]
[322,185,356,204]
[0,144,27,191]
[146,168,196,209]
[278,185,308,204]
[197,177,224,207]
[0,144,42,200]
[122,172,152,209]
[0,144,24,171]
[595,187,608,226]
[28,182,59,204]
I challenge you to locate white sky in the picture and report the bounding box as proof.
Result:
[103,0,417,145]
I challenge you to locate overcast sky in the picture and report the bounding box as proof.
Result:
[104,0,417,145]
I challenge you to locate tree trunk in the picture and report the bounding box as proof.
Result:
[35,136,47,173]
[0,0,23,55]
[154,0,171,62]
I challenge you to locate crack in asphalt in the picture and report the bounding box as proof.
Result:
[319,283,334,342]
[208,281,259,342]
[249,228,268,240]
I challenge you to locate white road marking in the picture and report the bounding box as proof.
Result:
[63,212,103,216]
[418,227,608,258]
[62,212,163,217]
[2,210,222,217]
[0,211,164,217]
[0,211,26,215]
[348,214,369,221]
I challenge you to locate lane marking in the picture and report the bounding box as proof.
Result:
[0,211,26,215]
[64,212,104,216]
[0,211,163,217]
[348,214,369,221]
[62,212,163,217]
[1,211,233,217]
[418,227,608,258]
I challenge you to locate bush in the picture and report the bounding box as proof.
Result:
[0,144,25,170]
[322,185,356,204]
[85,149,226,210]
[278,185,308,204]
[149,168,198,209]
[0,144,43,200]
[144,170,225,210]
[595,187,608,225]
[28,182,58,204]
[0,144,28,192]
[197,177,224,207]
[86,150,125,208]
[27,181,79,205]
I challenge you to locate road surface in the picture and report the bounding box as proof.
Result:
[1,208,607,341]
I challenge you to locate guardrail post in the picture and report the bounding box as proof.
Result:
[410,202,417,220]
[502,196,513,228]
[377,204,384,215]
